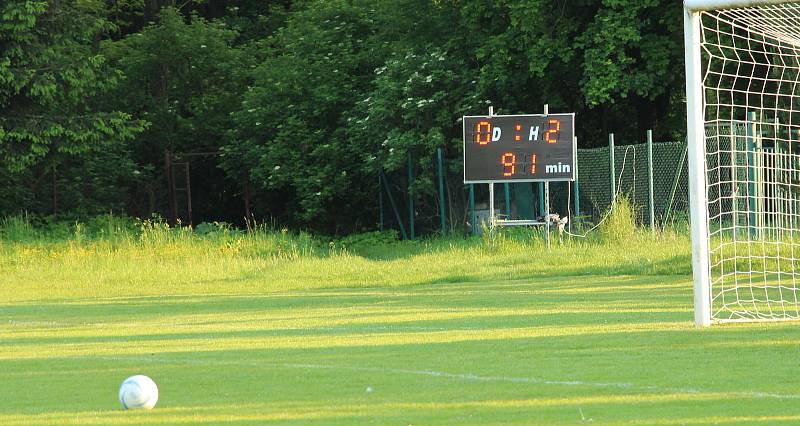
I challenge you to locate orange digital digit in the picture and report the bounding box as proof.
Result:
[501,153,516,177]
[531,154,537,174]
[545,119,561,144]
[475,121,492,145]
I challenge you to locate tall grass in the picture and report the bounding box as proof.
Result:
[597,195,637,243]
[0,211,692,302]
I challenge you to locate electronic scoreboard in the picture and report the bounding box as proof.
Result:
[463,113,576,183]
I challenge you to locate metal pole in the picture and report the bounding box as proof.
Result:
[747,111,757,239]
[573,136,580,231]
[730,123,738,240]
[775,118,781,240]
[647,129,655,232]
[538,183,544,216]
[379,169,407,240]
[573,184,580,231]
[437,147,447,235]
[544,182,550,249]
[408,153,415,240]
[543,104,550,249]
[504,183,511,217]
[609,133,616,204]
[469,183,476,236]
[488,105,496,233]
[489,182,495,231]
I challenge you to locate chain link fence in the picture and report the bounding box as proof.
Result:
[575,141,689,225]
[377,139,691,238]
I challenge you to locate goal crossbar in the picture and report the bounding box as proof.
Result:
[685,0,796,12]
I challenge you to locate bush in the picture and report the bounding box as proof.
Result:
[338,230,400,252]
[0,215,37,242]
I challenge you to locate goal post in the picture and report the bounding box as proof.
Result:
[684,0,800,325]
[684,5,711,327]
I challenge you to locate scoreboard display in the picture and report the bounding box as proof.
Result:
[463,113,576,183]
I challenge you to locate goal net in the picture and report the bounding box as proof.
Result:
[685,1,800,324]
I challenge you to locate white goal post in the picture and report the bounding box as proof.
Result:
[685,0,800,325]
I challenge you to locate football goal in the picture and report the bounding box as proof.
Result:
[685,0,800,325]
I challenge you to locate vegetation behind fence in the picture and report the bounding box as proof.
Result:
[379,138,690,238]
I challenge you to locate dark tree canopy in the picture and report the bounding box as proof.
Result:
[0,0,687,232]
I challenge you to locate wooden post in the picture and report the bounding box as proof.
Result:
[165,149,177,224]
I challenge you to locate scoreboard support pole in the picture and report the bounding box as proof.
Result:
[489,182,496,230]
[543,104,551,250]
[544,181,551,249]
[488,106,496,232]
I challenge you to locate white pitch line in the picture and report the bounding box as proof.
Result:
[72,355,800,401]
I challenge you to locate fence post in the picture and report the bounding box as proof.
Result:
[747,111,757,238]
[647,130,655,232]
[609,133,616,204]
[437,147,447,235]
[573,137,580,231]
[407,153,415,240]
[469,183,476,236]
[538,183,544,216]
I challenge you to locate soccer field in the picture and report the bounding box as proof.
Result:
[2,254,800,425]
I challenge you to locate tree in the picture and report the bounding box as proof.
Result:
[103,7,245,221]
[0,0,144,173]
[224,0,385,230]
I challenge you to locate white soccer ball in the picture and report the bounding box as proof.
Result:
[119,375,159,410]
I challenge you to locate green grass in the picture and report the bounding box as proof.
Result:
[2,215,800,424]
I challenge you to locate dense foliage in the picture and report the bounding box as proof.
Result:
[0,0,686,233]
